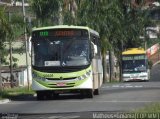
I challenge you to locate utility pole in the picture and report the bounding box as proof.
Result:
[22,0,30,91]
[9,42,14,88]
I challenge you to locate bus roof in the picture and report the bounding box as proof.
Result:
[122,48,146,55]
[32,25,99,36]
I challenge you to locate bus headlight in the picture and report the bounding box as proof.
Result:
[77,70,91,80]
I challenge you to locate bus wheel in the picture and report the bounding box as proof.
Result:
[36,91,44,100]
[86,89,94,98]
[94,89,99,95]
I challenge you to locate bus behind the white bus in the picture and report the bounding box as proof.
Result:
[122,48,150,82]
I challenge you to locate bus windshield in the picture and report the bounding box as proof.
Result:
[122,60,147,73]
[32,37,90,67]
[122,55,147,73]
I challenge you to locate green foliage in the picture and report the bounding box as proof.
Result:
[76,0,124,52]
[0,87,35,99]
[29,0,62,26]
[134,103,160,113]
[0,7,11,41]
[63,10,75,25]
[0,7,12,62]
[9,13,24,41]
[0,7,25,67]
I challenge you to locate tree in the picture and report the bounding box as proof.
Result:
[0,6,25,89]
[0,7,12,90]
[29,0,62,26]
[7,12,24,88]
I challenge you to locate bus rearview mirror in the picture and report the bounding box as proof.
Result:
[91,42,97,58]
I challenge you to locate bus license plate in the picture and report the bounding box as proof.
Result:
[57,82,66,86]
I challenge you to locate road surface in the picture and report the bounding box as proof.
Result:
[0,64,160,119]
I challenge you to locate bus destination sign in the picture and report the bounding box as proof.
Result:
[123,55,145,60]
[33,29,87,37]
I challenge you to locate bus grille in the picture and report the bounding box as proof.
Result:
[47,86,74,88]
[46,77,77,80]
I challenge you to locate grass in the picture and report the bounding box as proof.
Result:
[135,103,160,113]
[129,103,160,119]
[0,87,35,100]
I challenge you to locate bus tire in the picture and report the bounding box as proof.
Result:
[80,90,85,99]
[36,91,44,100]
[86,89,94,98]
[94,89,99,95]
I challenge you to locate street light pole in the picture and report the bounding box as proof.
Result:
[9,42,14,88]
[22,0,30,91]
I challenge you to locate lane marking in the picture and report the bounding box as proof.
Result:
[48,116,80,119]
[102,85,144,88]
[66,100,155,103]
[135,85,143,88]
[112,85,120,88]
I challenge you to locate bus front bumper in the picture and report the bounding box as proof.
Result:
[32,78,93,91]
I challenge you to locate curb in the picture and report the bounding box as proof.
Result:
[153,61,160,66]
[0,99,10,104]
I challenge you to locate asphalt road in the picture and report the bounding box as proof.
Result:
[0,64,160,119]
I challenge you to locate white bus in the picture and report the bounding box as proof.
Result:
[122,48,150,82]
[31,25,103,100]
